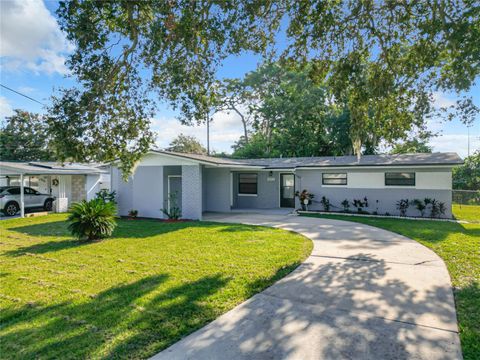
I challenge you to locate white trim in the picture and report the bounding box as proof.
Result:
[230,172,233,207]
[295,164,456,170]
[167,175,182,210]
[238,193,258,197]
[279,173,295,208]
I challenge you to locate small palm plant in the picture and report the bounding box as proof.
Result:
[413,199,426,217]
[68,199,117,241]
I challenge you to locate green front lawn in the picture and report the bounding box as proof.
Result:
[301,212,480,360]
[0,214,312,359]
[453,204,480,223]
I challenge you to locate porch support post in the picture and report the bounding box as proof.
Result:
[20,174,25,218]
[181,165,203,220]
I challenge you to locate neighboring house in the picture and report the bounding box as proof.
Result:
[111,151,462,219]
[0,162,110,213]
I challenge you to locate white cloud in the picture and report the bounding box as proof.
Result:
[0,96,14,119]
[151,110,245,153]
[430,133,480,158]
[432,91,456,109]
[0,0,73,75]
[17,86,36,94]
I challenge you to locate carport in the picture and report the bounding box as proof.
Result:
[0,162,109,218]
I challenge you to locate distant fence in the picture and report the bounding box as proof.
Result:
[452,190,480,205]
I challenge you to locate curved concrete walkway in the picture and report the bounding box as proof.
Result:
[152,213,462,360]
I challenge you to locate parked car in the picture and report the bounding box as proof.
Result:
[0,186,56,216]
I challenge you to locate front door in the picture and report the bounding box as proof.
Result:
[168,176,182,212]
[280,174,295,208]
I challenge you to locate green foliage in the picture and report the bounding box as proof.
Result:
[320,196,331,212]
[286,1,479,157]
[95,189,117,204]
[166,134,207,155]
[161,192,182,220]
[68,199,117,241]
[353,197,369,213]
[390,138,433,154]
[413,199,427,217]
[341,199,350,212]
[453,151,480,190]
[231,62,361,158]
[396,199,410,217]
[50,1,281,175]
[0,214,311,359]
[50,1,479,171]
[0,110,55,161]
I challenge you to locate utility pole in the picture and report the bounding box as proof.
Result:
[467,124,471,157]
[206,113,210,155]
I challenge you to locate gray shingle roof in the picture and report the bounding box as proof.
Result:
[0,161,107,175]
[155,151,463,169]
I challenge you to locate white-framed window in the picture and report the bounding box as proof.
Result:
[238,173,258,195]
[385,172,415,186]
[322,173,347,185]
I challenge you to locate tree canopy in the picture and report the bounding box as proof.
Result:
[166,134,207,155]
[390,138,433,155]
[0,110,55,161]
[49,0,480,172]
[453,151,480,190]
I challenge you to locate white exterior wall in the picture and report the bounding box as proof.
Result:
[111,167,133,216]
[339,168,452,190]
[132,166,164,218]
[296,166,454,218]
[111,166,164,218]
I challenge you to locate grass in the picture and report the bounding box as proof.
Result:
[0,214,312,359]
[300,212,479,360]
[453,204,480,223]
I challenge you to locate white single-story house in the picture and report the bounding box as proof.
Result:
[0,161,110,215]
[111,151,463,219]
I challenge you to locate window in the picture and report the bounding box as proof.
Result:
[238,173,258,195]
[385,172,415,186]
[7,188,20,195]
[322,173,347,185]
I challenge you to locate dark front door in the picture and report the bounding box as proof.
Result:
[280,174,295,208]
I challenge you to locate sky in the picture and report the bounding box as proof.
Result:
[1,0,479,158]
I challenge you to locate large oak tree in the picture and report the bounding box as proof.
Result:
[49,0,479,172]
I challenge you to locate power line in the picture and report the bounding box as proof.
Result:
[0,84,45,105]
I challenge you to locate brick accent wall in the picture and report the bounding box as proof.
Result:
[181,165,202,220]
[71,175,86,203]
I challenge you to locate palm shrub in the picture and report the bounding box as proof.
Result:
[68,199,117,241]
[413,199,426,217]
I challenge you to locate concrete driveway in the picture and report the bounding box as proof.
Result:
[152,213,462,360]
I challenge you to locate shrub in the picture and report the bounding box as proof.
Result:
[341,199,350,212]
[396,199,410,216]
[320,196,331,211]
[128,209,138,218]
[295,190,314,210]
[430,199,446,218]
[413,199,426,217]
[68,199,117,241]
[161,192,182,220]
[352,197,368,212]
[96,189,117,204]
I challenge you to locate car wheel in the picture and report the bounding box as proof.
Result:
[4,202,19,216]
[44,199,53,211]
